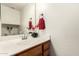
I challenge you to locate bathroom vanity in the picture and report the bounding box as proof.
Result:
[0,34,50,56]
[15,40,50,56]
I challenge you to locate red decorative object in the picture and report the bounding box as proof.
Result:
[38,17,45,30]
[28,18,33,29]
[28,13,46,31]
[32,26,35,30]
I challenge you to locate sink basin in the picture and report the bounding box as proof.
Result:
[16,39,32,46]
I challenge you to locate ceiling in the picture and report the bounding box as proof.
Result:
[2,3,29,11]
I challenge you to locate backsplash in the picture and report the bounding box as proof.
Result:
[1,24,20,36]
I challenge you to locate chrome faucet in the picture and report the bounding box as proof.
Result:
[22,34,27,40]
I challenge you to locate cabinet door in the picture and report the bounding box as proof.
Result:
[43,41,50,50]
[1,5,20,25]
[43,40,50,56]
[44,50,49,56]
[16,45,42,56]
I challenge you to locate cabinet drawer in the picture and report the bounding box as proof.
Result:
[17,45,42,56]
[43,41,50,50]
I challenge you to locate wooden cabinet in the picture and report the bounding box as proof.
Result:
[16,45,42,56]
[42,41,50,56]
[1,4,20,25]
[43,50,49,56]
[15,40,50,56]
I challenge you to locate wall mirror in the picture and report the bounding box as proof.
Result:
[0,3,36,36]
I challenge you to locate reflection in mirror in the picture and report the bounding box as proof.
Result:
[1,3,35,36]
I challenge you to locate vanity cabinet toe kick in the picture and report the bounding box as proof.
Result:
[14,40,50,56]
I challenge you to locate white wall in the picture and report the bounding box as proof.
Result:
[20,3,35,33]
[36,3,79,56]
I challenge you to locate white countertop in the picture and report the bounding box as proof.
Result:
[0,34,50,56]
